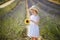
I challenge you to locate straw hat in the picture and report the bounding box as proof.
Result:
[29,5,39,13]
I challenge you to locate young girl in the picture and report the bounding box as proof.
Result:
[27,6,40,40]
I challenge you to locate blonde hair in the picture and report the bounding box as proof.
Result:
[31,9,38,14]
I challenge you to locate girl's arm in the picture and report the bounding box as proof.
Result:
[30,20,39,24]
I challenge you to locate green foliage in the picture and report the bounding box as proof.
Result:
[1,12,27,40]
[40,15,60,40]
[0,1,27,40]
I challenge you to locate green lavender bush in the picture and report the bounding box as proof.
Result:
[0,0,27,40]
[40,14,60,40]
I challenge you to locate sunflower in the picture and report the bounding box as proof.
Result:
[24,18,30,24]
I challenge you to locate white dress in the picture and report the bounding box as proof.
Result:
[27,15,40,38]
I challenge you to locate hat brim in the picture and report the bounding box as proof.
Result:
[29,7,38,13]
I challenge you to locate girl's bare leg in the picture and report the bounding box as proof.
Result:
[31,37,38,40]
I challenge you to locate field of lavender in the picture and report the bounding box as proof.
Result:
[0,0,60,40]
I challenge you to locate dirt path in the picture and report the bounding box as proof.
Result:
[0,0,15,8]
